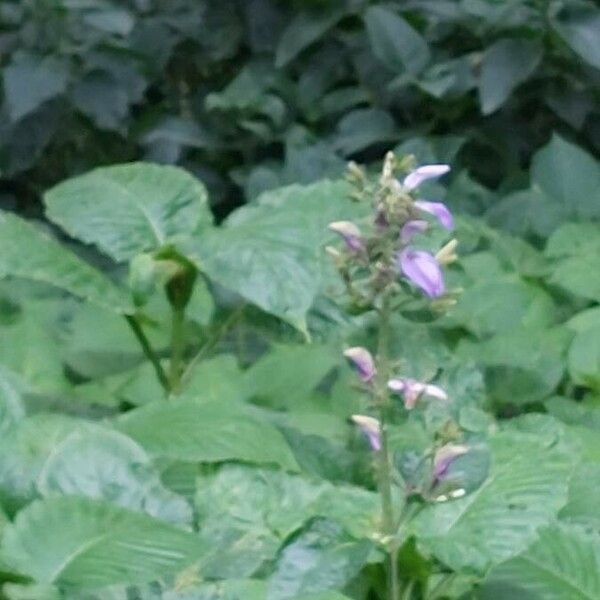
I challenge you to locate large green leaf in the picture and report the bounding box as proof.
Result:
[37,427,192,526]
[364,6,430,74]
[568,326,600,391]
[179,180,365,332]
[3,53,69,122]
[411,430,574,573]
[0,497,206,588]
[267,519,372,600]
[0,211,132,313]
[116,399,299,471]
[478,39,542,114]
[482,523,600,600]
[0,414,89,513]
[552,3,600,70]
[0,366,25,436]
[44,163,212,262]
[164,579,267,600]
[531,134,600,221]
[560,462,600,531]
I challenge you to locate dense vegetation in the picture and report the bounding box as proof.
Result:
[0,1,599,600]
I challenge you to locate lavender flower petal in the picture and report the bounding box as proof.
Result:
[414,200,454,230]
[403,165,450,191]
[344,347,376,382]
[400,220,429,243]
[388,378,448,409]
[398,249,445,298]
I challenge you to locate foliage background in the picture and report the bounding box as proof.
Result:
[1,0,599,216]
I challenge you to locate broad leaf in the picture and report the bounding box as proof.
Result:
[0,366,25,435]
[0,497,206,587]
[0,211,132,313]
[179,180,365,332]
[364,6,430,74]
[116,399,299,471]
[3,53,69,122]
[552,4,600,70]
[568,326,600,391]
[531,134,600,221]
[275,9,347,67]
[164,579,267,600]
[560,462,600,531]
[45,163,212,262]
[482,523,600,600]
[267,519,372,600]
[37,427,192,526]
[411,430,574,573]
[479,39,542,114]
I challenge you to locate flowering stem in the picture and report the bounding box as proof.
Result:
[375,294,400,600]
[125,314,169,393]
[169,305,186,393]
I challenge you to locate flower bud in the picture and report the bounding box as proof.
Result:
[435,239,458,265]
[433,444,469,482]
[388,378,448,409]
[344,347,376,383]
[328,221,365,253]
[351,414,381,451]
[397,248,445,298]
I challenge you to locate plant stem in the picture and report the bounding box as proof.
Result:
[169,305,186,393]
[179,304,246,391]
[125,314,170,392]
[375,294,400,600]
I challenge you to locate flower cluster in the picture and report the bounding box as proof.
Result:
[327,154,458,307]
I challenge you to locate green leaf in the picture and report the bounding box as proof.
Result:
[164,579,267,600]
[44,163,212,262]
[364,6,430,74]
[275,8,347,67]
[482,523,600,600]
[532,134,600,221]
[116,399,299,471]
[267,519,372,600]
[552,4,600,70]
[568,326,600,390]
[0,414,89,513]
[242,344,339,409]
[3,53,69,122]
[411,430,574,573]
[332,108,399,156]
[0,497,206,588]
[560,462,600,531]
[179,180,365,332]
[479,39,542,114]
[0,211,132,313]
[37,427,192,526]
[0,366,25,435]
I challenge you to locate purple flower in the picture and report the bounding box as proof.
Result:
[351,415,381,451]
[403,165,450,191]
[328,221,364,252]
[398,249,445,298]
[401,220,429,243]
[433,444,468,482]
[388,378,448,409]
[414,200,454,230]
[344,347,376,383]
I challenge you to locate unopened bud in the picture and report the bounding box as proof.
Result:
[435,239,458,265]
[381,151,396,182]
[328,221,365,253]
